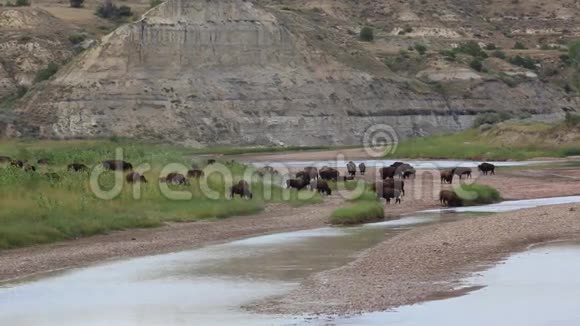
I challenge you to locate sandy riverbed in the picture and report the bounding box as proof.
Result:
[254,203,580,315]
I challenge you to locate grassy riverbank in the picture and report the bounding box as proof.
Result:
[387,121,580,160]
[0,139,321,250]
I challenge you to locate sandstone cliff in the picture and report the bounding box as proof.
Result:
[10,0,578,146]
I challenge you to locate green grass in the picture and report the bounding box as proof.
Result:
[330,201,384,225]
[455,184,501,206]
[386,124,580,160]
[189,145,359,156]
[0,139,323,250]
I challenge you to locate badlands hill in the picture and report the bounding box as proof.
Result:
[3,0,580,146]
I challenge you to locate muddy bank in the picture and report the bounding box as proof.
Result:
[254,203,580,315]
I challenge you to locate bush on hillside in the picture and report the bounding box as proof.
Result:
[69,0,84,8]
[470,58,483,72]
[95,0,132,20]
[33,63,59,83]
[492,50,506,59]
[455,41,488,58]
[509,55,537,70]
[513,41,527,49]
[473,112,512,128]
[360,27,374,42]
[565,112,580,128]
[414,43,427,55]
[149,0,162,8]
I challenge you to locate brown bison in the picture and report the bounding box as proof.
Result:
[304,166,318,180]
[319,166,339,181]
[358,163,366,175]
[187,169,205,179]
[126,172,148,184]
[314,179,332,196]
[346,161,357,177]
[23,164,36,172]
[296,171,311,183]
[68,163,88,172]
[380,166,397,179]
[440,169,454,184]
[391,162,405,168]
[165,172,188,185]
[373,179,405,197]
[439,190,462,207]
[37,158,50,165]
[381,187,402,204]
[454,167,472,179]
[231,180,252,199]
[102,160,133,172]
[478,163,496,175]
[0,156,11,164]
[207,159,216,165]
[287,177,310,191]
[10,160,25,168]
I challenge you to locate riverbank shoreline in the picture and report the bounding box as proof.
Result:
[253,203,580,316]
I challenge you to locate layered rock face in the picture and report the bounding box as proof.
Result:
[13,0,573,146]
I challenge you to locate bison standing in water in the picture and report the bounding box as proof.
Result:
[102,160,133,172]
[478,163,496,175]
[68,163,88,172]
[358,163,366,175]
[346,161,357,177]
[231,180,252,199]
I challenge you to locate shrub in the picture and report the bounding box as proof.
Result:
[149,0,162,8]
[96,0,132,20]
[69,0,84,8]
[33,63,59,83]
[330,201,384,225]
[473,112,512,128]
[560,54,572,66]
[68,33,86,45]
[485,43,497,50]
[513,41,527,49]
[440,49,456,61]
[455,184,501,206]
[569,40,580,67]
[414,43,427,55]
[470,58,483,72]
[561,148,580,156]
[455,41,488,58]
[492,50,506,59]
[564,112,580,127]
[509,55,537,70]
[360,26,374,42]
[14,0,29,6]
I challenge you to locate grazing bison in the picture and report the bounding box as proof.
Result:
[126,172,147,184]
[402,170,415,179]
[380,166,397,179]
[296,171,311,184]
[439,190,462,207]
[286,177,310,191]
[231,180,252,199]
[68,163,88,172]
[44,172,61,182]
[0,156,11,164]
[207,159,216,165]
[358,163,366,175]
[304,166,318,180]
[440,169,454,184]
[319,167,339,181]
[391,162,405,168]
[346,161,357,177]
[165,172,188,185]
[187,169,205,179]
[37,158,50,165]
[102,160,133,172]
[314,180,332,196]
[383,179,405,196]
[478,163,496,175]
[23,164,36,172]
[454,167,472,179]
[10,160,25,168]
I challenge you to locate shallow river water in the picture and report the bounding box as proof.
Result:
[1,196,579,326]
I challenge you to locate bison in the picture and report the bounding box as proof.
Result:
[440,169,454,184]
[187,169,205,179]
[304,166,318,180]
[380,166,397,179]
[231,180,252,199]
[381,187,402,204]
[358,163,366,175]
[439,190,462,207]
[23,164,36,172]
[478,163,496,176]
[319,167,339,181]
[454,167,472,179]
[10,160,25,168]
[391,162,405,168]
[207,159,216,165]
[37,158,50,165]
[126,172,147,184]
[165,172,188,185]
[102,160,133,172]
[296,171,311,184]
[314,180,332,196]
[346,161,357,177]
[0,156,11,164]
[68,163,88,172]
[44,172,61,182]
[287,177,310,191]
